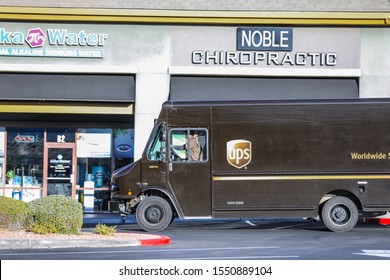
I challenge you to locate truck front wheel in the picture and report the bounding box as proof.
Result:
[136,196,172,232]
[321,196,358,232]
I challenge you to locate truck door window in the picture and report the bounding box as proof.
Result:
[146,124,166,161]
[169,128,207,162]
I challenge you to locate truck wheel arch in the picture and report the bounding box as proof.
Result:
[319,190,362,210]
[137,187,182,219]
[328,190,362,209]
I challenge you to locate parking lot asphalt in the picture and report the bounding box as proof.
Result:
[2,212,389,250]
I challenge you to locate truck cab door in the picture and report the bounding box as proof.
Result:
[141,123,168,189]
[168,128,211,217]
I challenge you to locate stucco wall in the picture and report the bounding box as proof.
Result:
[360,28,390,98]
[0,3,389,158]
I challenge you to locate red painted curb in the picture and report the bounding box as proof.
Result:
[140,235,170,246]
[364,217,390,225]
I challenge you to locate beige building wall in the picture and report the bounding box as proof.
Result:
[0,2,389,158]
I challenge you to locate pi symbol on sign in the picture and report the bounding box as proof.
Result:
[25,28,46,48]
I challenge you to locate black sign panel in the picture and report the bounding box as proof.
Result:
[48,148,72,178]
[237,27,293,51]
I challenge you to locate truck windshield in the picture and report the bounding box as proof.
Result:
[146,124,166,162]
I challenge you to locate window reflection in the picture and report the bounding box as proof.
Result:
[6,128,44,187]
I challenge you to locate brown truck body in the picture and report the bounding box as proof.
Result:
[111,99,390,232]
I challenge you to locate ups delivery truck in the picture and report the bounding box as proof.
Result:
[111,99,390,232]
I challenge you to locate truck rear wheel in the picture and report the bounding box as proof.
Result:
[136,196,172,232]
[321,196,358,232]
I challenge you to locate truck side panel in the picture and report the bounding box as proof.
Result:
[212,103,390,173]
[211,102,390,217]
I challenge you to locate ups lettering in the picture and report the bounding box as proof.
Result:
[228,148,250,165]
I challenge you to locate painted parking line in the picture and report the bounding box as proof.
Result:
[0,246,284,258]
[354,250,390,258]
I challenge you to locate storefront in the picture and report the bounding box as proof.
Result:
[0,22,137,210]
[1,9,390,211]
[0,126,134,210]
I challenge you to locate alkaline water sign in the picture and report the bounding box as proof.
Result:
[0,27,108,58]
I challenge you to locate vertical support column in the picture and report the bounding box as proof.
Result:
[360,29,390,98]
[134,69,170,160]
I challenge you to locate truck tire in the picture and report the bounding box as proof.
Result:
[321,196,358,232]
[136,196,172,232]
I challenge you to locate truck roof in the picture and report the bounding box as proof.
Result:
[162,98,390,108]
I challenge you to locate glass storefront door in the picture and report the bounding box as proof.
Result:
[45,143,76,198]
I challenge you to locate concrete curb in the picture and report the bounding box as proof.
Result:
[363,212,390,225]
[140,235,170,246]
[363,217,390,226]
[0,234,170,249]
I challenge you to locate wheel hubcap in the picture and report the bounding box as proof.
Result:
[330,204,350,225]
[145,205,163,224]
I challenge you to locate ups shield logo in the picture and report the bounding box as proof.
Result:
[227,140,252,169]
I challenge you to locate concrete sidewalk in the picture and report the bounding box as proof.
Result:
[0,234,170,249]
[0,212,170,250]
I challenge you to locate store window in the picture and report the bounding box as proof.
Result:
[114,128,134,168]
[0,128,4,191]
[76,128,112,211]
[0,126,134,211]
[6,128,44,201]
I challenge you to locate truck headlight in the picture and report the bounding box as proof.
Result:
[111,183,119,192]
